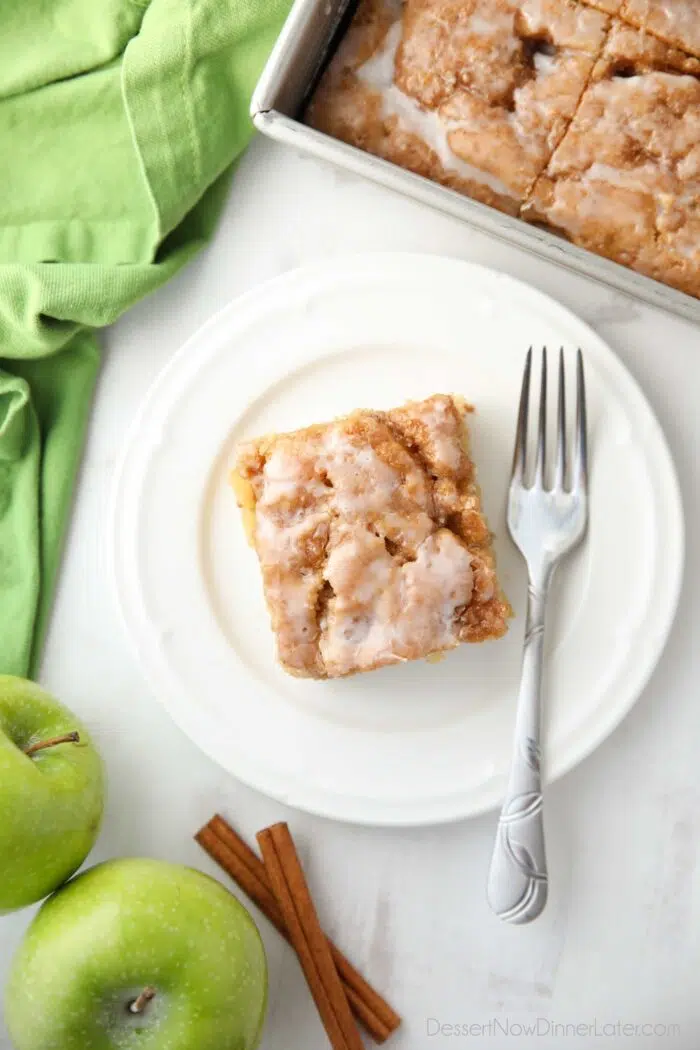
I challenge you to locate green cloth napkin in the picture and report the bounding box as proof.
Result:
[0,0,290,677]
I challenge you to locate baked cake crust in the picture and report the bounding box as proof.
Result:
[579,0,622,13]
[620,1,700,60]
[234,395,510,679]
[523,23,700,298]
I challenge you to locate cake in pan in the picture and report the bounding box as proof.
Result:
[525,23,700,299]
[307,0,700,299]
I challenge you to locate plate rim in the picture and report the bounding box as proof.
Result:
[111,252,685,826]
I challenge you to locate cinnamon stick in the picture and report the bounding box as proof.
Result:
[197,821,285,936]
[195,816,400,1042]
[258,822,365,1050]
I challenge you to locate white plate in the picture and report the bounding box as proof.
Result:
[112,254,684,826]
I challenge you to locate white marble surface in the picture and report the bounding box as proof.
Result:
[2,138,699,1050]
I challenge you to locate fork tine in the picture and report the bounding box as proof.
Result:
[575,349,588,490]
[555,348,567,489]
[534,347,547,487]
[512,347,532,483]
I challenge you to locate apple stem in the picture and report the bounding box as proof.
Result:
[24,731,80,756]
[129,987,157,1014]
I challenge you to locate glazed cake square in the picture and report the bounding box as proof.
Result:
[620,1,700,60]
[307,0,609,215]
[524,23,700,299]
[233,395,510,679]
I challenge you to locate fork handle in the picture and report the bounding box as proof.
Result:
[487,578,549,924]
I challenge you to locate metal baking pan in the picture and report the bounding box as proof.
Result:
[251,0,700,326]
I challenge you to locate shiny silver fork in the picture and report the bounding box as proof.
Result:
[487,347,589,925]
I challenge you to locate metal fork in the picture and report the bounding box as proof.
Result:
[487,347,589,925]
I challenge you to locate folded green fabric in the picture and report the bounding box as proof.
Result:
[0,0,290,676]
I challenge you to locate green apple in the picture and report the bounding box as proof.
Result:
[5,858,268,1050]
[0,675,104,913]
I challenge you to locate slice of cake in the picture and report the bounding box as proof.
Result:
[233,395,510,680]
